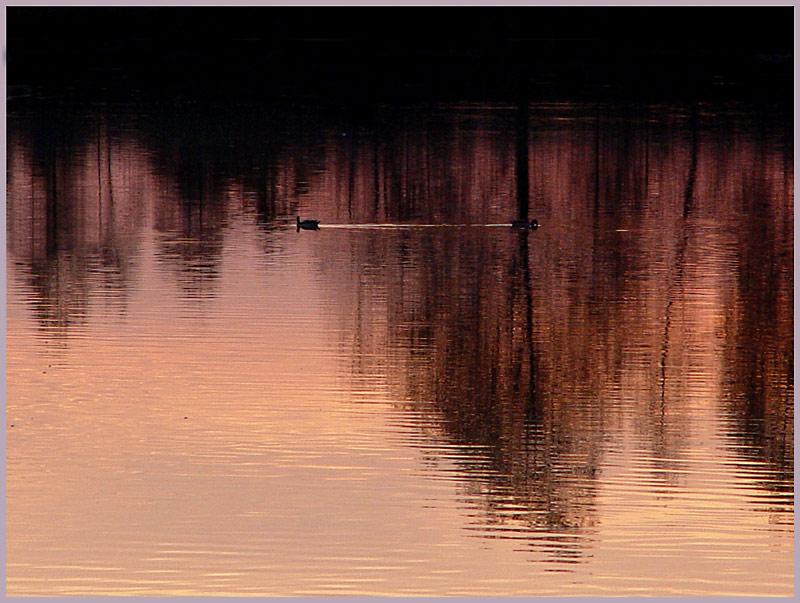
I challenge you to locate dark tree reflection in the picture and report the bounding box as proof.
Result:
[305,102,793,556]
[7,100,792,548]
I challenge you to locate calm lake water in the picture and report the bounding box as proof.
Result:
[6,98,793,596]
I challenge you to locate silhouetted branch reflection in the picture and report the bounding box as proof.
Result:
[7,105,144,339]
[7,99,792,554]
[303,103,792,556]
[721,133,793,489]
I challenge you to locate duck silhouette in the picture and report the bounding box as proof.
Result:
[511,218,539,230]
[296,216,321,232]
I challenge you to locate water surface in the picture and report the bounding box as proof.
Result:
[6,99,793,596]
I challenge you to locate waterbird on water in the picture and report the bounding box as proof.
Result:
[511,218,539,230]
[296,216,321,232]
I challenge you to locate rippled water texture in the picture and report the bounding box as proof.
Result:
[6,100,793,596]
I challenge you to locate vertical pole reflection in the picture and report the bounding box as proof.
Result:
[520,233,537,408]
[661,103,698,409]
[105,114,115,243]
[644,106,650,194]
[594,103,601,218]
[683,103,699,219]
[516,87,530,221]
[97,111,115,247]
[97,117,103,240]
[347,135,354,222]
[45,136,58,256]
[507,225,539,433]
[373,136,380,220]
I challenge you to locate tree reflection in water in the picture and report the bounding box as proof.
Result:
[7,99,792,561]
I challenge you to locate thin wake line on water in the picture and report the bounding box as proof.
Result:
[310,223,523,229]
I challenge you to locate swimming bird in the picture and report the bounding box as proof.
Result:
[296,216,321,232]
[511,218,539,230]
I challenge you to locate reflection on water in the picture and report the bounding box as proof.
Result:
[6,99,793,596]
